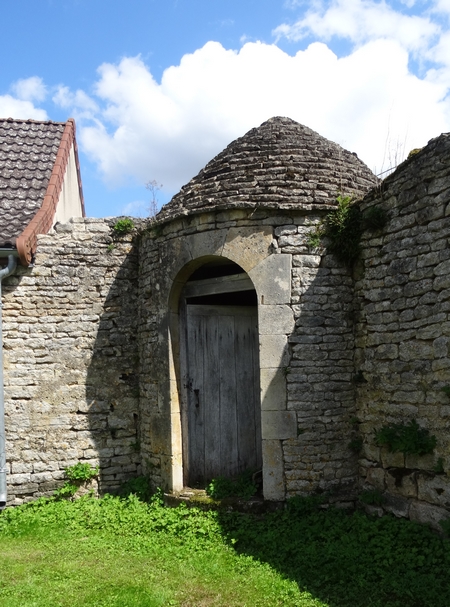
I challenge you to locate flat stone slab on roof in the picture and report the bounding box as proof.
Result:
[0,118,65,247]
[158,116,378,222]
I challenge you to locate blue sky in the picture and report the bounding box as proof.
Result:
[2,0,450,217]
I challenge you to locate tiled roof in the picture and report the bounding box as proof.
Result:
[0,119,65,246]
[157,117,379,222]
[0,118,84,265]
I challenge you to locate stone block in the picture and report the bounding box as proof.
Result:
[262,439,285,500]
[185,229,228,261]
[366,466,386,490]
[383,493,411,517]
[258,304,294,335]
[409,500,450,530]
[261,411,297,439]
[386,468,417,498]
[380,448,405,468]
[259,334,290,368]
[261,367,287,411]
[249,253,292,304]
[222,226,273,272]
[417,472,450,508]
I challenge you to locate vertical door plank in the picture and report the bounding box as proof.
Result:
[186,309,205,485]
[203,314,221,483]
[235,312,260,472]
[218,313,239,478]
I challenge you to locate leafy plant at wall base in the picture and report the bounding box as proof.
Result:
[113,218,134,235]
[375,420,437,455]
[53,482,78,499]
[359,489,384,506]
[440,518,450,535]
[65,463,99,482]
[119,476,152,502]
[207,470,257,500]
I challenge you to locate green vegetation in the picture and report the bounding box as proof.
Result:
[323,195,363,265]
[112,218,134,235]
[307,196,388,265]
[348,437,363,453]
[53,463,99,499]
[375,420,437,456]
[1,492,450,606]
[65,463,99,482]
[359,489,384,506]
[206,470,258,500]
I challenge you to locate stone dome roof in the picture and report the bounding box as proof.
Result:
[157,117,378,222]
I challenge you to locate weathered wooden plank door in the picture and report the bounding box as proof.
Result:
[182,304,261,487]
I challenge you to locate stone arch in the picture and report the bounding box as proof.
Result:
[169,256,262,488]
[148,222,296,499]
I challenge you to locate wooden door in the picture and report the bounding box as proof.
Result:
[182,304,261,487]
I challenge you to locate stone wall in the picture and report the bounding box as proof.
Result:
[355,134,450,527]
[3,217,142,505]
[274,221,358,501]
[138,207,358,501]
[4,132,450,529]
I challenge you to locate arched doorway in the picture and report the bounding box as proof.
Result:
[179,258,262,487]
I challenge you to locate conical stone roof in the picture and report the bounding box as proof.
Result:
[157,117,378,222]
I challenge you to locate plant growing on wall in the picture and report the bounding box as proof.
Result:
[375,420,437,456]
[309,196,388,265]
[323,195,363,265]
[112,218,135,235]
[54,463,99,499]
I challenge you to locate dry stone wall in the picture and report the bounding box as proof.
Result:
[3,217,142,505]
[273,219,358,501]
[355,134,450,527]
[138,207,359,500]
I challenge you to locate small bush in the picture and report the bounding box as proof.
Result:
[375,420,437,456]
[323,195,362,265]
[119,476,152,502]
[207,470,257,500]
[359,489,384,506]
[113,218,134,235]
[65,463,99,482]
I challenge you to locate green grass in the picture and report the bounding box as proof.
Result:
[1,492,449,606]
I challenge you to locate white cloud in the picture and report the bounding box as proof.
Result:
[65,36,448,192]
[11,76,47,102]
[53,85,99,120]
[0,95,48,120]
[120,199,149,217]
[274,0,439,53]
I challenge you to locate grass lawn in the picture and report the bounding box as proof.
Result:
[0,491,449,606]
